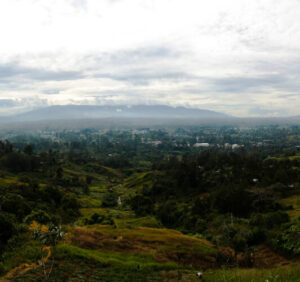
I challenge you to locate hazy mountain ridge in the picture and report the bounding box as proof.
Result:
[3,105,229,122]
[1,105,299,131]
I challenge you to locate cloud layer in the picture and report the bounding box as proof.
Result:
[0,0,299,117]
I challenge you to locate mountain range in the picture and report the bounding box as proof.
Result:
[1,105,228,122]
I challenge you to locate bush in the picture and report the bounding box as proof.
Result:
[264,211,289,228]
[250,211,289,229]
[232,233,248,253]
[84,213,115,226]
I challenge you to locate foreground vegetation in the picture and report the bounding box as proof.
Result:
[0,124,300,281]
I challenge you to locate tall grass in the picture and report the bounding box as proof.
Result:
[206,264,300,282]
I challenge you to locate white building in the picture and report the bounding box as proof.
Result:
[232,144,241,150]
[193,143,209,148]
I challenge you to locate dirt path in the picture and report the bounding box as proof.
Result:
[0,246,51,281]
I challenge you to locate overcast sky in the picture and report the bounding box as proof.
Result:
[0,0,299,117]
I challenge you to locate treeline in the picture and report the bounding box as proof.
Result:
[152,152,300,193]
[0,140,40,172]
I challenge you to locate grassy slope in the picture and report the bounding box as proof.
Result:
[13,223,217,281]
[280,194,300,219]
[68,225,217,265]
[0,166,217,281]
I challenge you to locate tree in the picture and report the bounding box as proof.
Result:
[32,223,64,281]
[61,195,81,222]
[214,186,252,217]
[157,200,181,227]
[101,190,118,207]
[192,196,211,216]
[130,194,154,216]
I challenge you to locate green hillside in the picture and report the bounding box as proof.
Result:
[0,127,300,281]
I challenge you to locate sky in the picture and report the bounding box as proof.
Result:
[0,0,299,117]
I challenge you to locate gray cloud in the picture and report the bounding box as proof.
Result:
[93,70,192,85]
[209,73,300,94]
[248,106,288,116]
[277,94,299,99]
[81,46,188,85]
[0,44,299,117]
[43,89,61,95]
[210,75,283,93]
[0,99,17,107]
[0,62,84,82]
[0,0,299,117]
[83,46,179,67]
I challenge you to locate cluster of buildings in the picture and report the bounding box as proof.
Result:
[193,142,244,150]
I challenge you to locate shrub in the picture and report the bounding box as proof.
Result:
[84,213,115,226]
[270,220,300,257]
[232,233,248,253]
[24,210,52,225]
[264,211,290,228]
